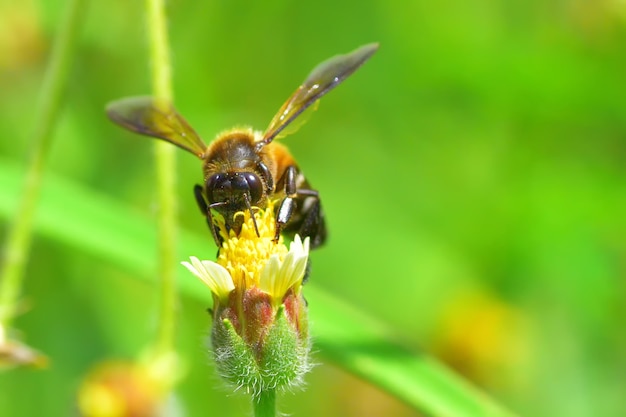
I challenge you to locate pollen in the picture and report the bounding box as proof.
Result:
[216,200,288,289]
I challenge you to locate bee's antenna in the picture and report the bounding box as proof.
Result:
[244,193,260,237]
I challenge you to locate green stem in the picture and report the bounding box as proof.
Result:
[0,0,87,329]
[254,389,276,417]
[145,0,177,356]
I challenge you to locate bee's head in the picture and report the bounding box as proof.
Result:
[204,171,265,237]
[206,171,264,208]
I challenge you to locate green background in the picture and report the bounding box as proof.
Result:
[1,0,625,416]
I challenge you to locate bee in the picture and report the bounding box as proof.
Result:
[106,43,378,248]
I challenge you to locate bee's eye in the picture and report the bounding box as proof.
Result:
[206,173,229,203]
[244,173,263,204]
[206,172,263,205]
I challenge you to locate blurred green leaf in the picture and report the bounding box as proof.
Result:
[0,159,517,417]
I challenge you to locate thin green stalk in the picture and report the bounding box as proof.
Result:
[254,389,276,417]
[0,0,87,329]
[145,0,177,357]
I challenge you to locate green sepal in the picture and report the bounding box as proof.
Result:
[259,305,311,391]
[211,307,311,397]
[212,318,260,395]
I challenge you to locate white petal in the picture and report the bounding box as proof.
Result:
[290,235,304,253]
[291,254,308,286]
[258,254,278,295]
[259,235,310,300]
[181,257,234,301]
[289,235,310,257]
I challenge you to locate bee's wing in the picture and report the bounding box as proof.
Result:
[106,96,207,158]
[260,43,379,146]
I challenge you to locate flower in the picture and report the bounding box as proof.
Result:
[181,200,312,396]
[181,200,311,305]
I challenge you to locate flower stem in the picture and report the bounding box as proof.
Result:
[254,389,276,417]
[145,0,177,356]
[0,0,86,329]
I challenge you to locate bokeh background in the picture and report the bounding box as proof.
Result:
[1,0,625,416]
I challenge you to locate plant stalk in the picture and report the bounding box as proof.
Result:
[0,0,87,329]
[146,0,177,357]
[254,389,276,417]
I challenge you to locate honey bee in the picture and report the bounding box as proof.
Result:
[106,43,378,248]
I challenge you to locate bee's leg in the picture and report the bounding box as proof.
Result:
[256,161,274,194]
[296,194,326,249]
[194,184,208,214]
[194,184,222,249]
[274,166,326,249]
[303,257,312,284]
[274,166,297,242]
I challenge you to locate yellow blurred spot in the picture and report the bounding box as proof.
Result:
[77,361,162,417]
[0,1,45,72]
[78,385,125,417]
[434,291,530,384]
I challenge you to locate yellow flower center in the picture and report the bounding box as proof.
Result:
[182,199,309,303]
[216,200,288,290]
